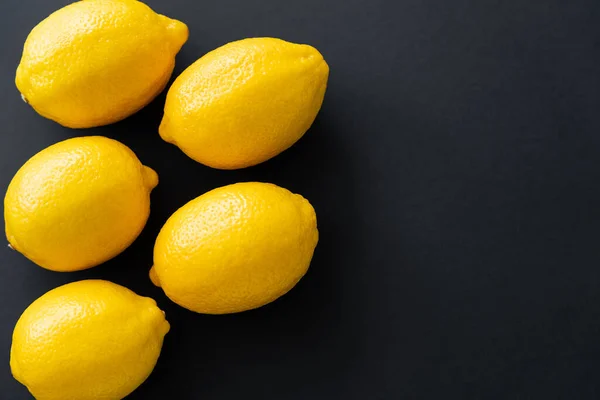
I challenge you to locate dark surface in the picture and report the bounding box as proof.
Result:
[1,0,600,398]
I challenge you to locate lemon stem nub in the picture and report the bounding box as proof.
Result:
[149,266,161,287]
[142,166,159,189]
[161,16,189,51]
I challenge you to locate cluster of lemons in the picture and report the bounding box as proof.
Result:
[7,1,329,399]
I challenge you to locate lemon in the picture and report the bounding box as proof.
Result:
[10,280,169,400]
[160,37,329,169]
[150,182,318,314]
[5,136,158,272]
[16,0,188,128]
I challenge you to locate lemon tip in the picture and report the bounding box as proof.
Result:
[149,266,161,287]
[142,166,159,190]
[158,118,175,144]
[161,319,171,336]
[160,16,189,51]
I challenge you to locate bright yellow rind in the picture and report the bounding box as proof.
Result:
[160,37,329,169]
[10,280,169,400]
[4,136,157,272]
[16,0,188,128]
[152,182,319,314]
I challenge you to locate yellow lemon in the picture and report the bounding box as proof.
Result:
[16,0,188,128]
[5,136,158,272]
[11,280,169,400]
[160,37,329,169]
[151,182,318,314]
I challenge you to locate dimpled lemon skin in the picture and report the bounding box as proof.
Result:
[160,37,329,169]
[151,182,318,314]
[5,136,158,272]
[16,0,188,129]
[10,280,170,400]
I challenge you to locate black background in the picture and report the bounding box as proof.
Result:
[1,0,599,398]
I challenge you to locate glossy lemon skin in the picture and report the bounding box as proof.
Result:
[160,37,329,169]
[5,136,158,272]
[16,0,188,128]
[10,280,170,400]
[151,182,319,314]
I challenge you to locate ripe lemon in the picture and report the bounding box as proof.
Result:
[151,182,318,314]
[16,0,188,128]
[5,136,158,272]
[160,37,329,169]
[10,280,169,400]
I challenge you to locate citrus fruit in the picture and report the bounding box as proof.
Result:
[16,0,188,128]
[160,37,329,169]
[151,182,318,314]
[11,280,169,400]
[5,136,158,272]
